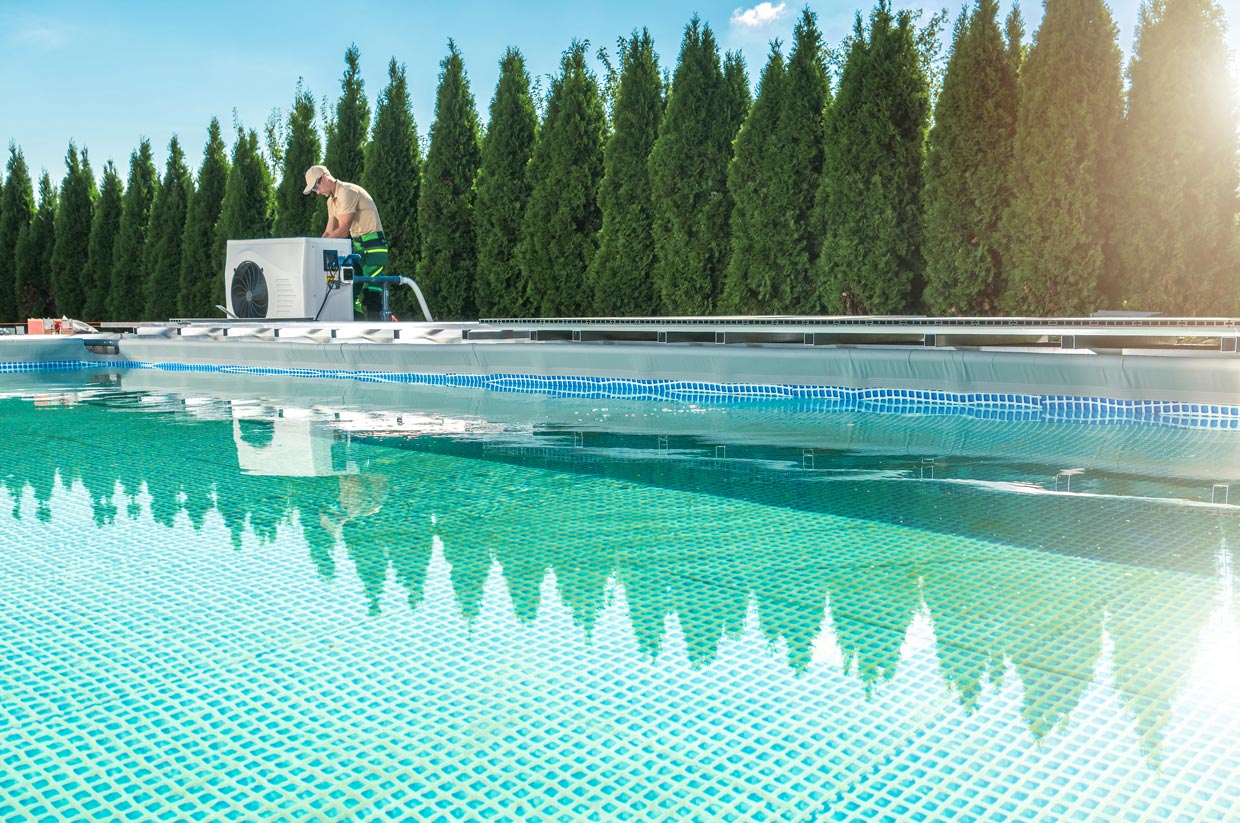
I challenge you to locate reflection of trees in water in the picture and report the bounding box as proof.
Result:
[236,418,274,448]
[2,395,1235,752]
[825,531,924,693]
[924,563,1009,712]
[1002,566,1105,741]
[925,551,1107,741]
[1109,568,1215,760]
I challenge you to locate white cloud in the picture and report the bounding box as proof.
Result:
[730,2,790,29]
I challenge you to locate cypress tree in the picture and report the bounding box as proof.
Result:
[724,9,830,315]
[273,82,322,238]
[14,174,56,318]
[50,144,96,317]
[720,49,750,292]
[722,50,752,139]
[518,41,606,317]
[589,30,663,317]
[214,128,275,269]
[107,140,157,319]
[1112,0,1237,314]
[781,9,830,296]
[316,45,370,236]
[475,47,539,318]
[363,59,422,317]
[179,118,230,318]
[813,2,930,315]
[82,161,123,320]
[1006,4,1026,74]
[648,17,733,314]
[721,46,790,314]
[922,0,1019,315]
[0,146,35,321]
[417,40,482,321]
[1000,0,1122,316]
[143,136,192,320]
[323,44,370,185]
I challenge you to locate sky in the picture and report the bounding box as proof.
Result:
[3,0,1239,191]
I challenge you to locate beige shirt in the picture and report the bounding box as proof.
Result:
[327,181,383,236]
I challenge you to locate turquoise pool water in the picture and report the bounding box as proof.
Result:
[2,370,1239,821]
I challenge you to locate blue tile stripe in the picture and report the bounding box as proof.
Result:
[0,360,96,374]
[4,358,1239,429]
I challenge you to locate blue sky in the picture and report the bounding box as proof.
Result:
[3,0,1236,190]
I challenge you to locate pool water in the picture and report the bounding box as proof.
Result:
[2,371,1239,821]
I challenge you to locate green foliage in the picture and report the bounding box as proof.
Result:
[0,146,35,322]
[214,128,275,273]
[108,139,157,320]
[721,50,751,138]
[922,0,1019,315]
[143,136,193,320]
[82,161,123,320]
[273,83,322,238]
[321,44,370,234]
[1112,0,1238,314]
[782,9,831,270]
[724,9,830,314]
[648,17,734,314]
[814,1,931,314]
[417,41,482,321]
[914,8,953,111]
[51,143,96,317]
[1006,3,1026,74]
[475,47,538,318]
[721,46,790,314]
[1000,0,1122,315]
[363,59,423,318]
[518,41,606,317]
[180,119,230,318]
[15,174,56,318]
[595,44,620,127]
[589,30,664,316]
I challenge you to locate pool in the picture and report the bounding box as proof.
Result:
[2,367,1238,821]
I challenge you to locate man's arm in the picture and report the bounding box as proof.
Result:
[322,212,355,239]
[323,187,359,238]
[332,212,355,237]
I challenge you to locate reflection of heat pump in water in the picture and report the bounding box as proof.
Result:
[224,237,354,321]
[232,406,357,476]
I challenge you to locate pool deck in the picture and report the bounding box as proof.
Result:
[4,316,1240,424]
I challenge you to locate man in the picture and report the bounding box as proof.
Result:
[303,164,388,318]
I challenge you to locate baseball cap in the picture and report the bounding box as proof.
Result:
[303,165,330,194]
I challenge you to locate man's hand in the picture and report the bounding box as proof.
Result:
[322,212,354,239]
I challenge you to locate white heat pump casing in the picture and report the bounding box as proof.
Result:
[224,237,354,321]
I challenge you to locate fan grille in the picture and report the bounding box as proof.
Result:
[230,261,268,319]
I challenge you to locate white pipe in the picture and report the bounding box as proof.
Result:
[399,277,434,322]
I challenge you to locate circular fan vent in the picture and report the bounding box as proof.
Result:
[230,261,268,319]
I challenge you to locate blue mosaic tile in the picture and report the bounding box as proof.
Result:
[3,358,1239,430]
[0,360,102,374]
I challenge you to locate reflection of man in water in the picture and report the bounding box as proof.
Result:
[319,473,392,615]
[320,473,389,542]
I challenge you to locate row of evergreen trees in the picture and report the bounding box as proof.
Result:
[1,121,250,322]
[1,0,1236,324]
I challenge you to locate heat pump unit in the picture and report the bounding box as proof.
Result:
[224,237,354,321]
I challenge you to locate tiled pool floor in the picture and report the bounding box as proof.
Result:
[1,375,1238,821]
